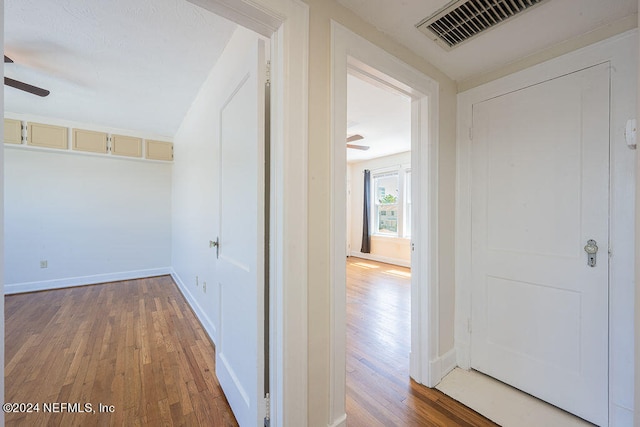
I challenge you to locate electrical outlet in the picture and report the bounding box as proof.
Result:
[196,276,199,287]
[40,260,48,268]
[203,282,207,293]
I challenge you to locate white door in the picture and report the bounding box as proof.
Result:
[470,63,609,425]
[217,39,266,427]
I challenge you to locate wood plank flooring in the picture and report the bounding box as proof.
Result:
[5,275,238,427]
[346,257,499,426]
[5,263,497,426]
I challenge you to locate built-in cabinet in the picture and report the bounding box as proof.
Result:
[73,129,108,153]
[112,135,142,158]
[28,123,68,149]
[146,140,173,161]
[4,118,22,144]
[3,118,173,161]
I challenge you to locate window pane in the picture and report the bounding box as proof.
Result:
[378,203,398,234]
[374,172,399,236]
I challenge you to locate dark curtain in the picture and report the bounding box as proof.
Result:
[360,169,371,253]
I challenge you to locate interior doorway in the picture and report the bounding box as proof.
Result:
[180,2,310,426]
[345,72,412,266]
[344,71,413,420]
[330,22,441,425]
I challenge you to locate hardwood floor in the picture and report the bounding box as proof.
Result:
[5,263,497,426]
[346,257,498,426]
[5,276,238,427]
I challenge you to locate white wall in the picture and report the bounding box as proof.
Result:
[4,144,172,293]
[348,152,411,266]
[171,26,260,343]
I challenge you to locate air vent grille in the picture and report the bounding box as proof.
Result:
[416,0,548,50]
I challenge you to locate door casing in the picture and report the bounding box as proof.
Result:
[186,1,309,426]
[330,21,441,427]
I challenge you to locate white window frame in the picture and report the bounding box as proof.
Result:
[373,170,401,236]
[371,165,411,238]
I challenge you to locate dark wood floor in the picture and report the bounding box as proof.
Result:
[346,257,498,426]
[5,276,238,427]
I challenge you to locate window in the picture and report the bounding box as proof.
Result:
[371,166,411,238]
[374,172,399,235]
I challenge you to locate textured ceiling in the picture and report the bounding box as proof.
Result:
[336,0,637,82]
[4,0,237,137]
[5,0,637,153]
[346,74,411,163]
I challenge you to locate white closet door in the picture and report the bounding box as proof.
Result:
[471,63,609,426]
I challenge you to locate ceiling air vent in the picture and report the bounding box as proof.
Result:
[416,0,549,50]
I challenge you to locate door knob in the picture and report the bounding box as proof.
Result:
[584,239,598,267]
[210,237,219,258]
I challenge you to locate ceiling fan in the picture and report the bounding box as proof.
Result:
[347,134,369,151]
[4,55,50,97]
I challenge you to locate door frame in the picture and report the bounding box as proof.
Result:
[455,30,637,424]
[330,22,440,426]
[186,1,309,425]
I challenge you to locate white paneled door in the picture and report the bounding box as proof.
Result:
[470,63,609,425]
[217,39,266,427]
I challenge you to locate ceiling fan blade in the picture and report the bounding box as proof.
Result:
[4,55,14,63]
[347,143,369,151]
[347,134,364,143]
[5,77,50,97]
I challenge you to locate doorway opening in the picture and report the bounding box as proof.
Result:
[154,1,310,426]
[330,21,441,426]
[344,72,413,422]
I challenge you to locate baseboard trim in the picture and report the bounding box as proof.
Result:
[610,402,633,426]
[440,348,457,379]
[429,348,458,386]
[170,269,217,345]
[4,267,173,295]
[328,414,347,427]
[349,251,410,268]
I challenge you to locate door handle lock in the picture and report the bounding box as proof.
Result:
[210,237,219,259]
[584,239,598,267]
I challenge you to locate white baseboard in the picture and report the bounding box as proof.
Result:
[4,267,173,295]
[328,414,347,427]
[170,269,217,345]
[349,251,410,268]
[440,348,458,378]
[429,347,458,386]
[610,403,633,426]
